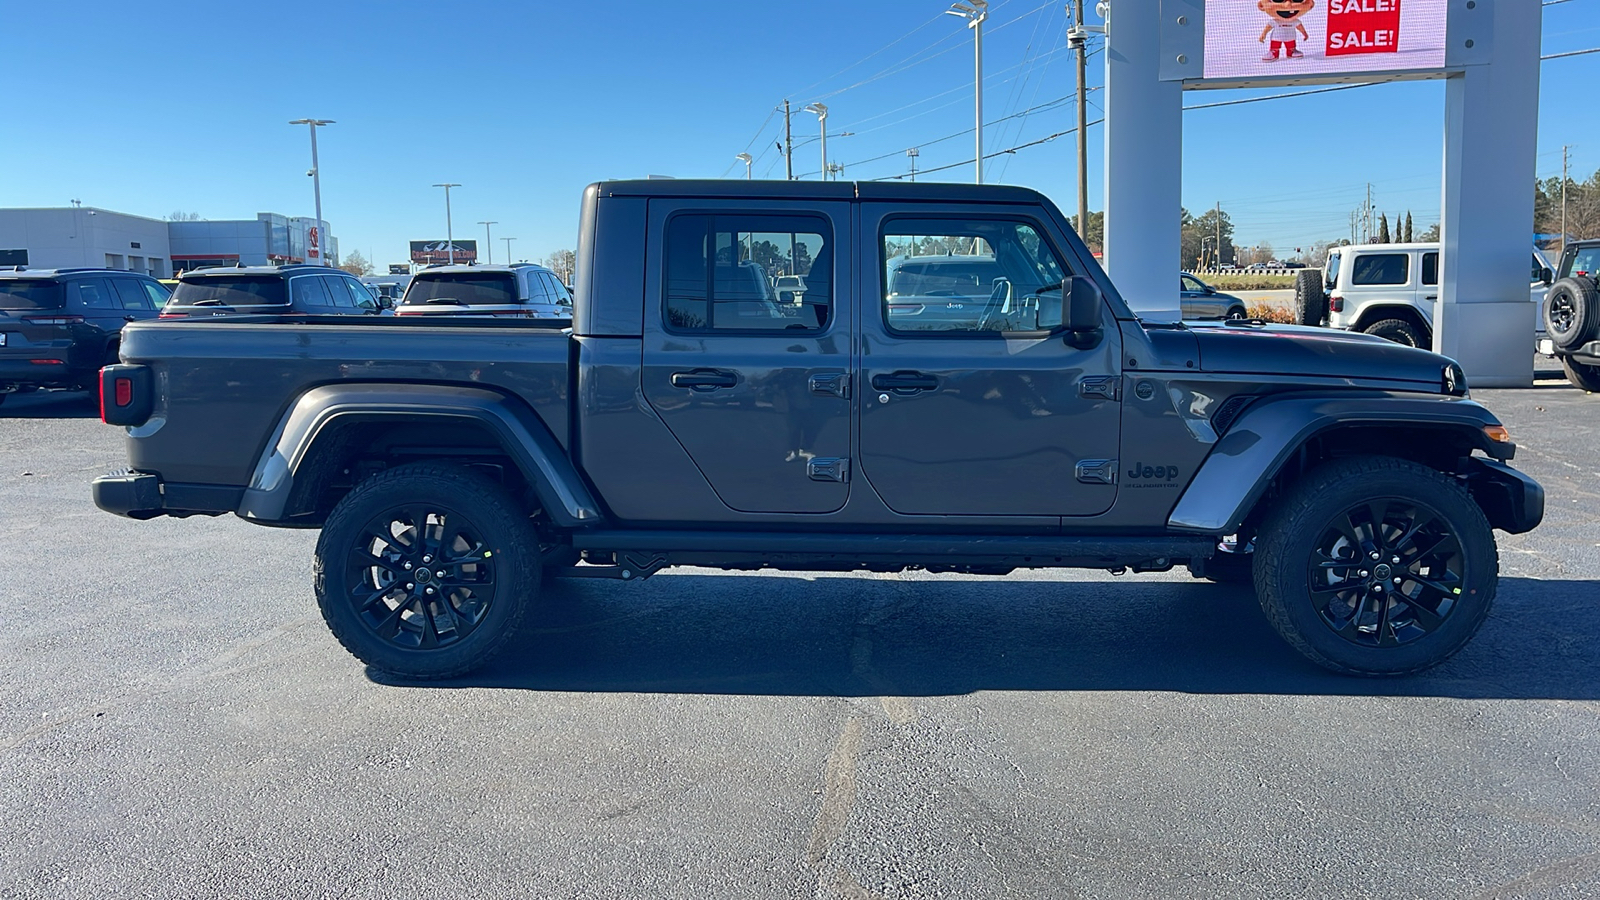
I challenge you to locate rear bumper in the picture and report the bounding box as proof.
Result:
[0,359,75,387]
[92,471,241,520]
[1464,458,1544,535]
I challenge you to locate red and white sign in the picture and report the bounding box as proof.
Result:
[1202,0,1446,81]
[308,226,320,259]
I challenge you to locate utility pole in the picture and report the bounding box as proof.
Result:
[804,103,828,180]
[289,119,334,262]
[1067,2,1100,238]
[1364,182,1373,243]
[1561,145,1569,258]
[946,1,990,184]
[478,221,497,264]
[907,148,919,182]
[1215,201,1222,267]
[783,100,794,181]
[432,183,460,264]
[503,237,516,264]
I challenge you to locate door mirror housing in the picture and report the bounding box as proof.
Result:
[1540,266,1554,286]
[1060,277,1104,349]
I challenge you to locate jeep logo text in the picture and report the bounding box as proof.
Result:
[1127,462,1180,481]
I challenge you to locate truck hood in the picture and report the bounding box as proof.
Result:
[1187,323,1453,387]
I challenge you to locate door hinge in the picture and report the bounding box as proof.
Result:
[1079,376,1120,401]
[807,457,850,483]
[808,372,851,399]
[1076,459,1117,485]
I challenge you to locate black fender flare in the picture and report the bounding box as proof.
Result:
[1167,392,1517,535]
[237,383,604,528]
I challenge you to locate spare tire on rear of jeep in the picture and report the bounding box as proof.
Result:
[1294,269,1325,326]
[1544,277,1600,351]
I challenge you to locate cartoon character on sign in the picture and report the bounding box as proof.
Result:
[1257,0,1314,61]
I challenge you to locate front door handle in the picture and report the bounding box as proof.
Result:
[124,315,138,322]
[670,368,738,391]
[871,371,939,394]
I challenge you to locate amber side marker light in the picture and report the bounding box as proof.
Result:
[1484,425,1512,443]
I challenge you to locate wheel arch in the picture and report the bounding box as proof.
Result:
[1167,393,1516,537]
[238,383,604,529]
[1351,303,1430,339]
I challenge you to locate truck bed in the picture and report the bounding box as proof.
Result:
[118,317,573,487]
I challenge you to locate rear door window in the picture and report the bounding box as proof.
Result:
[112,278,153,310]
[70,279,115,309]
[404,273,518,306]
[173,277,287,307]
[1350,253,1410,286]
[291,276,333,309]
[664,213,832,332]
[0,280,64,310]
[1422,252,1438,286]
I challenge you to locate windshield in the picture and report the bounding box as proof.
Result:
[0,280,64,310]
[172,276,286,307]
[402,274,517,306]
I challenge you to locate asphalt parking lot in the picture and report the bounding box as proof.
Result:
[2,376,1598,900]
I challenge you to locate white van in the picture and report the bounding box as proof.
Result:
[1320,242,1554,347]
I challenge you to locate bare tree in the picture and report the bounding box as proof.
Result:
[543,250,576,285]
[167,211,204,222]
[338,249,374,277]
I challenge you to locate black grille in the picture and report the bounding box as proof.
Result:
[1211,395,1255,435]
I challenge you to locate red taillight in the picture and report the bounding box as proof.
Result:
[1329,295,1344,313]
[30,359,64,365]
[158,312,187,319]
[22,315,85,326]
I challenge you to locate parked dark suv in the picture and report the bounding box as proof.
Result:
[160,265,383,319]
[0,267,170,404]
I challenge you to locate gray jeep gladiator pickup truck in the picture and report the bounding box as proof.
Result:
[92,180,1544,678]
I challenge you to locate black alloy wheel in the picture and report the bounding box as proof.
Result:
[1306,497,1467,648]
[1254,455,1496,675]
[314,463,540,678]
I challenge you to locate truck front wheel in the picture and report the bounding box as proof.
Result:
[1253,455,1496,676]
[313,463,541,678]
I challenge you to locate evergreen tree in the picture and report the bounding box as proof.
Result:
[1377,213,1391,244]
[1404,211,1414,243]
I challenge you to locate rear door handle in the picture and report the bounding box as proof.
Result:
[1424,295,1438,300]
[871,371,939,394]
[670,368,739,390]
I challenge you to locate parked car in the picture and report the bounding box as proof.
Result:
[0,267,169,404]
[1538,238,1600,392]
[94,179,1542,681]
[160,265,383,319]
[1180,273,1248,320]
[395,263,573,319]
[883,253,1010,331]
[1298,242,1553,346]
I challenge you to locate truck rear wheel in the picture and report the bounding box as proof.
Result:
[1253,455,1496,676]
[313,463,540,678]
[1561,356,1600,393]
[1363,318,1425,348]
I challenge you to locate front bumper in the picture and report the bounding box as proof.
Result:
[1464,458,1544,534]
[92,471,241,520]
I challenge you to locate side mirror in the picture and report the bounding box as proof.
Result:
[1204,285,1217,295]
[1541,266,1554,286]
[1062,277,1103,348]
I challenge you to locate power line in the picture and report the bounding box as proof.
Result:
[1542,46,1600,59]
[1183,82,1381,110]
[872,121,1103,181]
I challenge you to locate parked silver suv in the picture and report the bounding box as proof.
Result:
[395,263,573,319]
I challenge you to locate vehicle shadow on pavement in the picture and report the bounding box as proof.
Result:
[369,575,1600,700]
[0,390,97,419]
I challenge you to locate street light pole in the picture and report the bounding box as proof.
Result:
[432,183,460,264]
[289,119,334,262]
[478,221,497,264]
[907,147,919,182]
[735,152,752,180]
[804,103,828,180]
[503,237,516,263]
[946,1,989,184]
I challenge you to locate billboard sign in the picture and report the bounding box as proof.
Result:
[409,240,478,265]
[1201,0,1447,81]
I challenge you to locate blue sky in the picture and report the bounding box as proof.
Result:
[3,0,1595,267]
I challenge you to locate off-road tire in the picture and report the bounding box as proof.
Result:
[314,462,541,678]
[1364,318,1425,348]
[1544,277,1600,351]
[1294,269,1325,326]
[1560,355,1600,392]
[1253,455,1497,676]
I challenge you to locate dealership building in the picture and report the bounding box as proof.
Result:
[0,207,336,276]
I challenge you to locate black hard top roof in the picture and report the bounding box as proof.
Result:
[594,179,1049,205]
[0,267,149,279]
[179,265,344,278]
